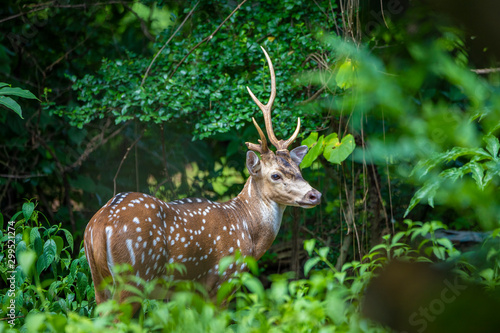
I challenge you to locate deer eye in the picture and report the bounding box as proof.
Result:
[271,174,281,181]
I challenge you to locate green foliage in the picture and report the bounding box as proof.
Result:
[47,0,328,140]
[0,83,38,119]
[406,135,500,218]
[312,32,500,229]
[301,132,356,168]
[0,202,93,328]
[1,199,499,332]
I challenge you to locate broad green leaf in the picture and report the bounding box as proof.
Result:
[29,227,43,256]
[334,271,347,284]
[391,232,405,245]
[405,179,440,217]
[69,257,79,278]
[48,281,63,302]
[479,268,494,281]
[467,162,485,190]
[300,135,324,169]
[304,239,316,256]
[23,202,35,222]
[436,237,453,249]
[324,134,355,164]
[336,59,355,89]
[432,246,446,260]
[0,96,22,118]
[0,86,38,99]
[369,243,388,253]
[301,132,318,148]
[76,272,89,302]
[217,281,236,305]
[324,132,339,144]
[52,235,64,256]
[62,229,74,252]
[318,246,330,259]
[304,257,321,276]
[37,239,57,273]
[484,134,499,159]
[410,154,446,179]
[218,256,234,275]
[243,256,259,275]
[242,274,264,299]
[441,147,491,162]
[19,250,36,276]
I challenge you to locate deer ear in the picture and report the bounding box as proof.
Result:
[246,151,261,176]
[290,145,308,166]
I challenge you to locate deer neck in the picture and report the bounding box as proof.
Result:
[234,176,285,260]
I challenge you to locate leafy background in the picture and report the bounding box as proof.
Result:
[1,0,500,331]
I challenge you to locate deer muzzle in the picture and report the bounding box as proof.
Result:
[297,189,322,208]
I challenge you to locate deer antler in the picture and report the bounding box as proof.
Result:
[246,46,301,153]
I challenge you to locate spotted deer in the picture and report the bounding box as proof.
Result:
[84,47,321,314]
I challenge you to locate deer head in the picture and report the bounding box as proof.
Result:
[244,46,321,209]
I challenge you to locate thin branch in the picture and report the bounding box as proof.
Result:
[0,174,47,179]
[471,68,500,74]
[0,1,134,24]
[113,131,144,196]
[45,36,89,73]
[168,0,250,80]
[64,121,126,172]
[141,1,200,87]
[379,0,388,28]
[123,3,154,41]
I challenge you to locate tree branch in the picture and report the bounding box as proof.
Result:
[141,1,200,87]
[64,120,126,172]
[113,130,144,196]
[168,0,249,80]
[0,1,134,24]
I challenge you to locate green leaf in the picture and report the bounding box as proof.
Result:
[48,281,63,302]
[76,272,88,302]
[324,134,355,164]
[318,246,330,259]
[479,268,494,282]
[242,274,264,299]
[36,239,57,273]
[436,237,453,249]
[304,239,316,256]
[19,250,36,276]
[334,271,347,284]
[300,135,324,169]
[0,96,23,118]
[304,257,320,276]
[218,256,234,275]
[217,281,235,305]
[467,162,485,190]
[23,202,35,222]
[484,134,499,159]
[52,235,64,256]
[243,256,259,275]
[62,229,74,253]
[405,179,440,217]
[336,59,355,89]
[301,132,318,148]
[0,86,39,100]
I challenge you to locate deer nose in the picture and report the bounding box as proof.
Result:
[305,189,321,206]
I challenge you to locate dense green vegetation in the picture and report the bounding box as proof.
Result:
[1,0,500,331]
